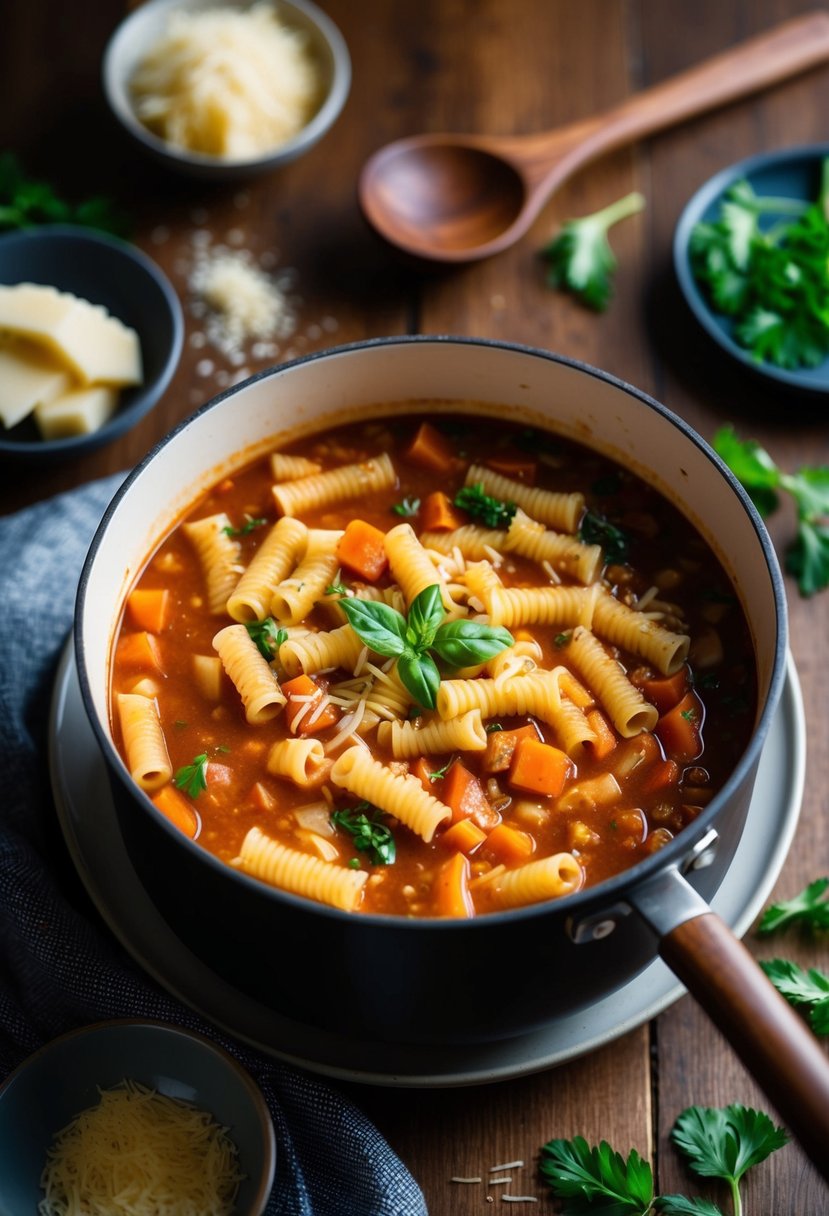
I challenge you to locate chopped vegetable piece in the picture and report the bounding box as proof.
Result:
[420,490,465,531]
[485,455,538,482]
[642,669,688,714]
[434,851,474,917]
[441,759,498,828]
[438,818,488,855]
[406,421,455,472]
[639,757,680,795]
[485,822,535,863]
[509,737,571,797]
[152,785,199,838]
[126,588,171,634]
[337,519,389,581]
[116,630,164,673]
[540,190,646,311]
[656,692,704,762]
[482,724,539,772]
[282,673,339,734]
[584,709,617,760]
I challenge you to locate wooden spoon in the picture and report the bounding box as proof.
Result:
[359,11,829,262]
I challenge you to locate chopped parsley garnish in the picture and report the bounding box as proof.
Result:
[428,760,452,782]
[391,496,420,517]
[325,581,350,596]
[174,753,209,798]
[485,723,503,733]
[331,805,396,866]
[579,510,629,563]
[539,190,646,311]
[245,617,287,659]
[555,631,572,647]
[222,515,268,537]
[454,482,516,528]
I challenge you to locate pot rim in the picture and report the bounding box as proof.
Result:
[74,334,789,932]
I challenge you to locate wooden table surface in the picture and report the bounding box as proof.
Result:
[3,1,828,1211]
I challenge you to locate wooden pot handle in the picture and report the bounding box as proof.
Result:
[661,910,829,1182]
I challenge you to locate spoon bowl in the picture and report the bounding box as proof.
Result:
[359,11,829,262]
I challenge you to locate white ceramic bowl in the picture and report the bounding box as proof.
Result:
[102,0,351,180]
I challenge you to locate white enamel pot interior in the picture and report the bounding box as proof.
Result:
[73,337,829,1178]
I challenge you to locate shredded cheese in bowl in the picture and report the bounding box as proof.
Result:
[38,1079,243,1216]
[130,4,322,159]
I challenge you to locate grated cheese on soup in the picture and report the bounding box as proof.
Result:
[38,1079,243,1216]
[130,4,321,159]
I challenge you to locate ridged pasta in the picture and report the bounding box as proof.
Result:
[270,452,322,481]
[420,525,508,561]
[506,509,603,584]
[484,583,599,631]
[330,746,451,842]
[237,826,367,911]
[272,452,396,517]
[486,853,584,909]
[567,626,658,737]
[554,694,600,756]
[270,528,343,625]
[465,464,584,533]
[116,693,171,792]
[226,516,308,622]
[384,522,455,613]
[376,708,487,758]
[212,623,286,723]
[593,591,690,676]
[267,737,328,785]
[182,513,242,614]
[322,583,408,623]
[279,622,365,678]
[486,639,543,681]
[436,668,565,726]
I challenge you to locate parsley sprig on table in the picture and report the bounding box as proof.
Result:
[759,959,829,1035]
[0,152,129,236]
[337,583,512,709]
[689,161,829,370]
[713,425,829,596]
[540,191,646,311]
[539,1104,788,1215]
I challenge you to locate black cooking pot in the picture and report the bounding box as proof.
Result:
[75,337,829,1176]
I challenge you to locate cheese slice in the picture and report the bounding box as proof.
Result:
[35,384,120,439]
[0,283,142,386]
[0,336,72,429]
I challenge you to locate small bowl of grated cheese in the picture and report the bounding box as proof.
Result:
[102,0,351,179]
[0,1019,276,1216]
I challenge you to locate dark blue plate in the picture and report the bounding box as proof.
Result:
[673,144,829,395]
[0,225,183,461]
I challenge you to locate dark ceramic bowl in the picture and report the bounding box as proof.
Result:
[0,225,183,461]
[674,143,829,394]
[0,1019,275,1215]
[74,337,787,1049]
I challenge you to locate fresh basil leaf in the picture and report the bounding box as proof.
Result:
[396,650,441,710]
[337,596,408,658]
[432,621,513,667]
[406,584,445,650]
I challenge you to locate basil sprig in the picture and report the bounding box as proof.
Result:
[337,584,513,710]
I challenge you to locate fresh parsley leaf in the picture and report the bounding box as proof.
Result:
[331,806,396,865]
[757,877,829,936]
[325,581,350,596]
[222,515,267,537]
[671,1104,788,1214]
[391,496,420,517]
[428,760,452,781]
[579,510,629,563]
[657,1198,724,1215]
[759,958,829,1034]
[245,617,287,659]
[539,1135,654,1214]
[713,426,829,596]
[338,585,512,709]
[0,152,129,236]
[540,191,646,311]
[454,482,516,528]
[174,753,209,798]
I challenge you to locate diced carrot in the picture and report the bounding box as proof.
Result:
[509,737,571,797]
[485,455,538,483]
[116,630,164,674]
[282,673,340,734]
[126,588,171,634]
[249,781,277,812]
[438,818,487,855]
[152,785,199,839]
[584,709,617,760]
[420,491,465,532]
[558,669,593,708]
[485,822,535,864]
[337,519,389,581]
[639,758,681,795]
[410,756,435,794]
[405,422,455,473]
[482,724,539,772]
[206,762,234,786]
[656,691,704,762]
[434,851,474,917]
[440,760,498,828]
[609,732,662,783]
[643,669,688,714]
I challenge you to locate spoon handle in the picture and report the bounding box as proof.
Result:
[563,10,829,172]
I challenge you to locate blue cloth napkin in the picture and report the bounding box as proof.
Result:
[0,475,427,1216]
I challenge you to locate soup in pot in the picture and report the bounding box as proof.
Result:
[110,408,756,917]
